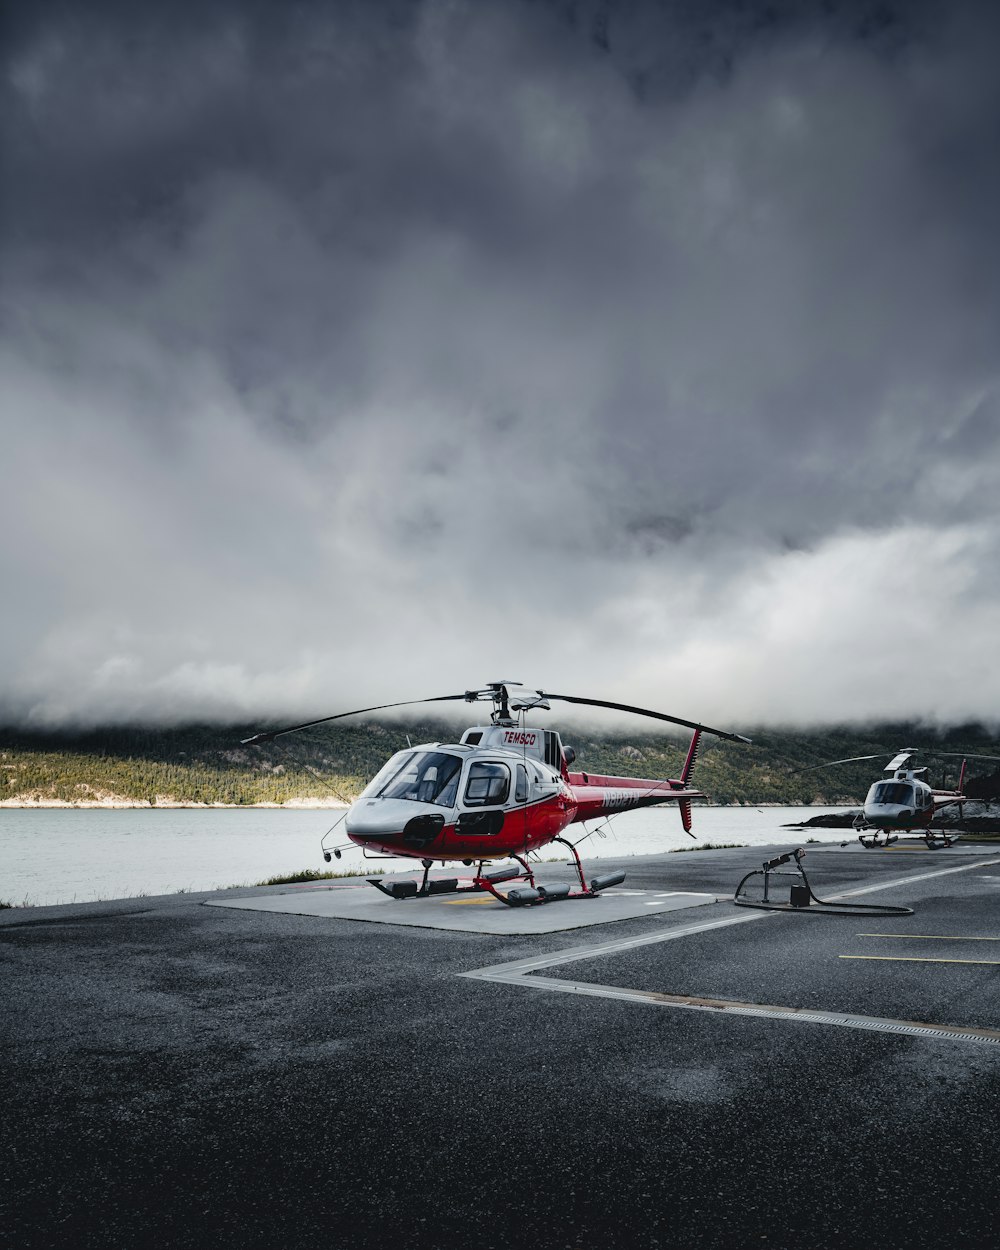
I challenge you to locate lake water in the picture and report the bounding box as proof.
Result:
[0,805,852,907]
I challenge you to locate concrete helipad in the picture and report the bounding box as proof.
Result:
[205,874,719,933]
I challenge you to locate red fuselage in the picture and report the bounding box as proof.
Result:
[342,735,703,862]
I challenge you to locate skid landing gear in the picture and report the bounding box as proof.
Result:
[854,827,959,850]
[853,813,900,849]
[367,847,628,906]
[367,858,496,900]
[473,840,626,907]
[858,831,898,849]
[924,830,959,849]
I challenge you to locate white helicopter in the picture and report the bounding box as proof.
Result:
[801,747,1000,848]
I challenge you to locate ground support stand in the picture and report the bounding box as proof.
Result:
[734,848,914,917]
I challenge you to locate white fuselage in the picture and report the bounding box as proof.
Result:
[862,769,935,828]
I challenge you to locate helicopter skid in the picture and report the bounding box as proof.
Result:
[856,829,961,850]
[477,868,628,907]
[858,832,899,849]
[471,837,627,906]
[368,856,539,901]
[364,838,628,907]
[366,863,629,907]
[366,876,479,901]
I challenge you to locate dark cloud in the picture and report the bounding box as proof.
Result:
[2,0,999,727]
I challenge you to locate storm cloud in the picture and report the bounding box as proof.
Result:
[2,0,999,729]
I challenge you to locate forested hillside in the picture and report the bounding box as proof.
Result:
[2,719,999,807]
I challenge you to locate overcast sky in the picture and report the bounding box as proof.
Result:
[2,0,999,732]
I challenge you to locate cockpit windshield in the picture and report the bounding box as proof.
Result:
[871,782,914,806]
[365,750,463,808]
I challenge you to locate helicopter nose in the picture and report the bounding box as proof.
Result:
[345,800,446,851]
[865,804,911,827]
[345,799,415,839]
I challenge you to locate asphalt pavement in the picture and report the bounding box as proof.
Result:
[2,842,999,1249]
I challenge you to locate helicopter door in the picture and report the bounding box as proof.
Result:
[455,762,510,837]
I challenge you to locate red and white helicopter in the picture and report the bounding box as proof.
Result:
[243,681,750,905]
[802,747,1000,848]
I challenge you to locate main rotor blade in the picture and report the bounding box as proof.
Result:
[535,692,751,744]
[795,748,1000,773]
[792,754,885,773]
[241,694,470,745]
[923,750,1000,763]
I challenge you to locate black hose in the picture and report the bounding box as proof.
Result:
[733,863,914,917]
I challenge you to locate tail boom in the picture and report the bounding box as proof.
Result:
[567,727,708,831]
[567,773,704,821]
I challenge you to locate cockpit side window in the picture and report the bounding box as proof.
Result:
[515,764,528,804]
[464,762,510,807]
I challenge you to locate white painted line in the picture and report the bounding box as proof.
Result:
[841,956,1000,966]
[462,857,1000,982]
[856,933,1000,942]
[460,906,773,981]
[459,856,1000,1046]
[503,978,1000,1046]
[824,857,1000,899]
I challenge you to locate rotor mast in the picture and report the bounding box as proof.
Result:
[466,681,523,726]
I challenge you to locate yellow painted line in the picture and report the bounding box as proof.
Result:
[840,955,1000,966]
[857,933,1000,942]
[443,896,500,906]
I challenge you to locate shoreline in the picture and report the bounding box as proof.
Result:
[0,798,350,810]
[0,798,858,811]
